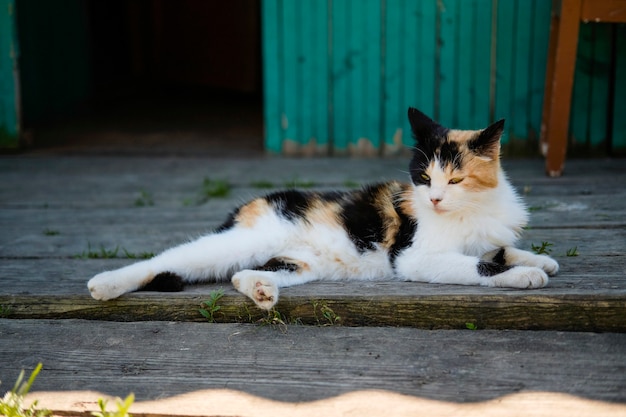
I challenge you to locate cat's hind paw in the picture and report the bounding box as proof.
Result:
[489,266,549,289]
[232,270,279,310]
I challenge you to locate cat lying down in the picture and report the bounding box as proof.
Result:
[88,107,558,310]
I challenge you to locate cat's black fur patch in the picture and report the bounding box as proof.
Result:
[477,261,513,277]
[215,211,237,232]
[255,258,300,273]
[493,248,507,265]
[266,190,312,221]
[340,184,388,252]
[389,204,417,265]
[139,272,185,292]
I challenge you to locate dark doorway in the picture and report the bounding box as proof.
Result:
[17,0,263,156]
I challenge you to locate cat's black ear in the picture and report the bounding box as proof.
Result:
[468,119,505,160]
[408,107,447,144]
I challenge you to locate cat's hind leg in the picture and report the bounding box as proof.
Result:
[484,247,559,276]
[88,226,286,300]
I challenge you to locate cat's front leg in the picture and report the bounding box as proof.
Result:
[484,247,559,276]
[395,250,549,289]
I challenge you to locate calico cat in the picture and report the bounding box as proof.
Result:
[88,107,559,310]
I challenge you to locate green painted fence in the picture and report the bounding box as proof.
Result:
[0,0,19,148]
[262,0,626,156]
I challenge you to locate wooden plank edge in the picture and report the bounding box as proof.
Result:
[1,293,625,332]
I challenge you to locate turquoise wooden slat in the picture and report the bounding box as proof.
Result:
[331,0,350,154]
[494,0,515,145]
[281,1,302,150]
[612,24,626,152]
[528,0,551,141]
[0,0,19,148]
[588,24,611,149]
[261,0,283,153]
[570,24,593,146]
[360,0,382,154]
[400,1,437,148]
[510,0,532,140]
[473,0,493,129]
[381,0,404,153]
[303,0,329,154]
[438,0,458,127]
[348,0,363,152]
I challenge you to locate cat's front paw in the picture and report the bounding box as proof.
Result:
[489,266,549,289]
[88,271,130,301]
[536,255,559,276]
[232,271,279,310]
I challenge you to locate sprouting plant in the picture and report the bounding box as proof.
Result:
[133,190,154,207]
[42,229,60,236]
[186,178,231,205]
[0,305,12,318]
[92,393,134,417]
[199,288,225,322]
[257,309,287,327]
[75,243,120,259]
[531,241,553,255]
[566,246,579,257]
[122,249,154,259]
[250,180,275,189]
[343,180,360,188]
[465,322,478,330]
[284,177,316,188]
[0,363,51,417]
[312,301,341,326]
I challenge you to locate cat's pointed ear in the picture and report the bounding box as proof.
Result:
[408,107,445,144]
[468,119,505,160]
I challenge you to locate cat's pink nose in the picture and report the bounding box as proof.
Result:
[431,198,441,206]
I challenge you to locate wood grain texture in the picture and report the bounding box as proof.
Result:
[2,320,625,403]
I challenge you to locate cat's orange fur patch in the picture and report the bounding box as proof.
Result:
[305,199,342,227]
[236,198,271,228]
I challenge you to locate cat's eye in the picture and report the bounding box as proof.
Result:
[448,177,464,185]
[420,173,431,183]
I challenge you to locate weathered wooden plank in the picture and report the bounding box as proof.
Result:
[2,320,625,404]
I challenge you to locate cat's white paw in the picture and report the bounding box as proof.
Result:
[88,271,132,301]
[489,266,549,289]
[535,255,559,276]
[232,271,279,310]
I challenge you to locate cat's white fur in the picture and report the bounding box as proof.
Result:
[88,159,558,310]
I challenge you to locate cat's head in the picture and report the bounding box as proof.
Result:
[407,107,505,214]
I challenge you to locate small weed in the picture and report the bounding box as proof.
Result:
[76,243,120,259]
[284,177,316,188]
[199,288,225,322]
[0,363,51,417]
[313,301,341,326]
[566,246,579,257]
[133,190,154,207]
[257,309,288,330]
[0,305,13,317]
[186,178,231,205]
[122,248,154,259]
[92,393,134,417]
[42,229,60,236]
[343,180,360,188]
[465,322,478,330]
[531,241,553,255]
[250,180,275,189]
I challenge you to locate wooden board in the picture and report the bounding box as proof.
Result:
[1,320,625,404]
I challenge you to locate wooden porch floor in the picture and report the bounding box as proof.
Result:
[0,156,625,416]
